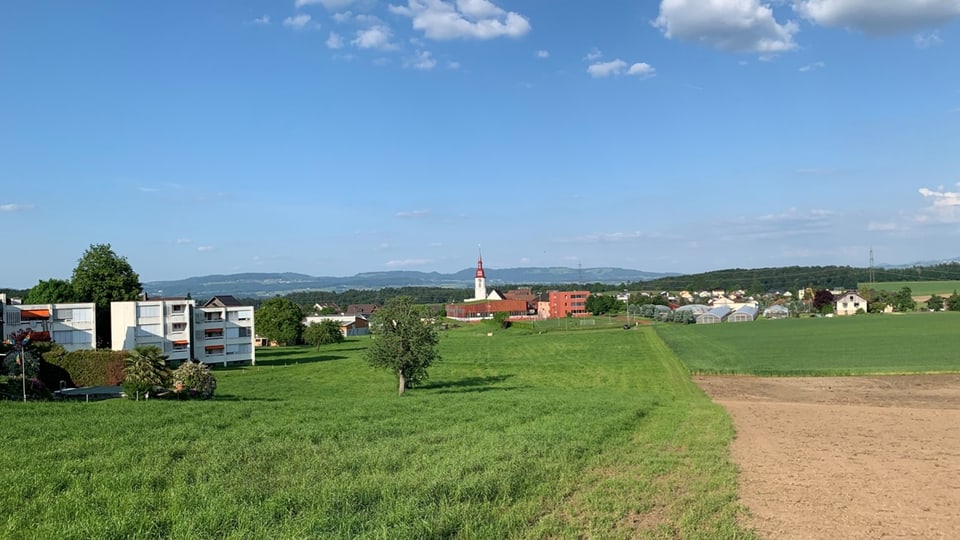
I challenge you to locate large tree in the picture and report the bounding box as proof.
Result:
[304,319,345,350]
[24,278,76,304]
[365,296,440,396]
[255,297,304,346]
[71,244,142,347]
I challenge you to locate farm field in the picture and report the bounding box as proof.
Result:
[860,280,960,296]
[0,325,752,539]
[655,312,960,375]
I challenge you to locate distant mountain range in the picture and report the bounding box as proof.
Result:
[143,267,676,298]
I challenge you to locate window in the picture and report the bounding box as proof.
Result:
[204,312,223,322]
[227,343,252,355]
[228,309,253,321]
[171,322,187,332]
[239,327,251,338]
[136,324,162,338]
[55,308,73,321]
[53,330,75,344]
[205,345,224,356]
[171,304,185,313]
[205,329,224,339]
[138,305,161,318]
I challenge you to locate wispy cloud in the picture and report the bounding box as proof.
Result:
[536,49,549,58]
[798,61,825,72]
[352,25,397,50]
[283,14,314,29]
[175,238,192,245]
[917,186,960,223]
[139,186,160,193]
[404,50,437,70]
[557,231,670,243]
[914,31,944,48]
[717,208,837,240]
[197,246,215,252]
[396,209,431,218]
[252,15,270,25]
[0,203,33,212]
[867,221,898,231]
[386,258,432,268]
[326,31,344,49]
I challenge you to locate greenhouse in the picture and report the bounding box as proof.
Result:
[696,305,732,324]
[728,305,758,322]
[762,305,790,319]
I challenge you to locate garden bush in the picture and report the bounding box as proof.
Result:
[171,361,217,399]
[40,346,127,387]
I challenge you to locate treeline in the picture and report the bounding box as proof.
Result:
[630,263,960,294]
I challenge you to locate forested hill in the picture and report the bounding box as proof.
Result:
[635,263,960,293]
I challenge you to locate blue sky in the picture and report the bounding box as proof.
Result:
[2,0,959,288]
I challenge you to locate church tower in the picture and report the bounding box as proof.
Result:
[474,249,487,301]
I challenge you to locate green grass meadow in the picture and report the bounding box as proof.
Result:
[860,280,960,296]
[656,312,960,375]
[0,326,753,539]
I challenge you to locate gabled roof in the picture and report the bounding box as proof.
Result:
[204,295,242,307]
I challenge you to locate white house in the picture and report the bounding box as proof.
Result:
[111,296,255,366]
[1,301,97,351]
[834,291,868,316]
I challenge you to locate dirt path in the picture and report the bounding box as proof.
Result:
[694,375,960,539]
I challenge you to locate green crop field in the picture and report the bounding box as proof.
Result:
[656,312,960,376]
[0,326,752,539]
[860,280,960,296]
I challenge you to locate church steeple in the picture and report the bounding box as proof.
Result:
[474,246,487,300]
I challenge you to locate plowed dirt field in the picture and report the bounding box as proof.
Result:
[695,375,960,539]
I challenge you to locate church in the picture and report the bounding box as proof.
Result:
[448,251,531,321]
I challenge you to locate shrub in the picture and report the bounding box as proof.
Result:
[122,346,172,400]
[171,361,217,399]
[40,347,127,387]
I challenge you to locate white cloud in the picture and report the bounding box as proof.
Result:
[798,60,825,71]
[405,50,437,70]
[918,186,960,223]
[588,60,627,78]
[252,15,270,25]
[914,31,944,48]
[587,59,656,78]
[326,31,345,48]
[0,203,32,212]
[654,0,799,53]
[627,62,656,77]
[352,25,397,49]
[283,14,313,29]
[389,0,531,40]
[867,222,898,231]
[197,246,215,252]
[447,60,461,69]
[386,258,432,267]
[536,49,549,58]
[794,0,960,35]
[175,238,192,245]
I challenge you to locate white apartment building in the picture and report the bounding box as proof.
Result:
[0,300,97,352]
[111,296,255,366]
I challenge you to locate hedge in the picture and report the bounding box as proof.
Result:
[40,348,128,388]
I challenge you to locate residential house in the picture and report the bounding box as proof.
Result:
[1,301,97,351]
[835,291,868,316]
[303,315,370,337]
[111,298,256,366]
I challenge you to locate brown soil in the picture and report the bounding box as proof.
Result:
[694,374,960,539]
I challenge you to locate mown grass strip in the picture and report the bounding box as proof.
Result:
[0,326,751,539]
